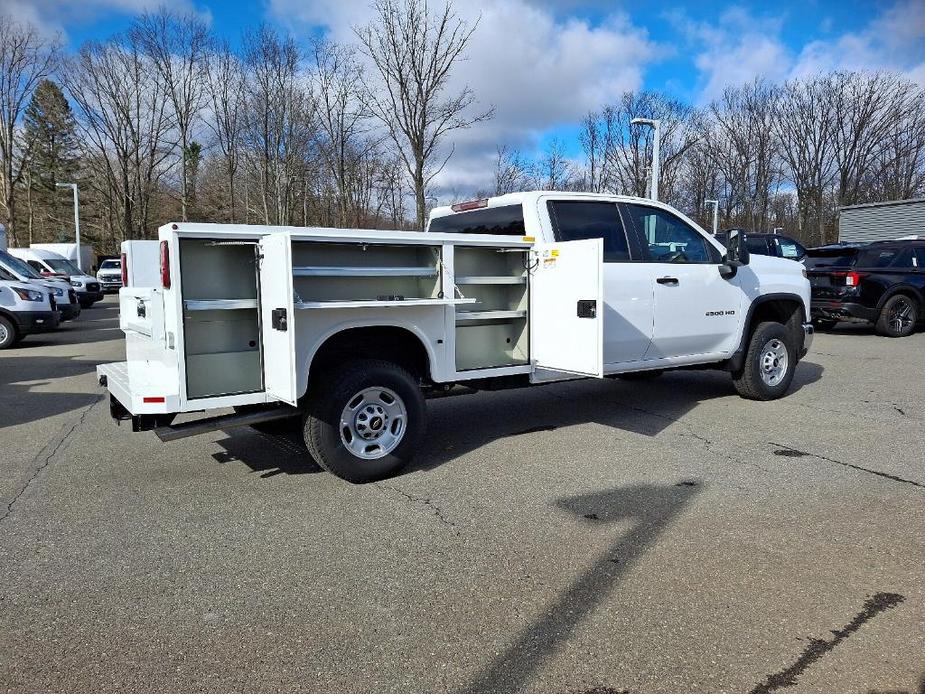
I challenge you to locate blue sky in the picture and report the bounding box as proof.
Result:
[7,0,925,192]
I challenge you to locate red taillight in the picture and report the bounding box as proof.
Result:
[451,198,489,212]
[159,241,171,289]
[830,270,865,287]
[143,396,165,403]
[120,252,128,286]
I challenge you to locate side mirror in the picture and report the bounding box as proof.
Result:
[726,230,750,266]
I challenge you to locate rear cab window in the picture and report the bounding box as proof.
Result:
[428,205,525,235]
[546,200,632,262]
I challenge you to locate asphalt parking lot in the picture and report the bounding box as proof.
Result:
[1,294,923,694]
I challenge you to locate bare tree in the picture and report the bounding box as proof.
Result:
[312,38,372,227]
[493,145,529,195]
[132,9,210,221]
[0,17,57,244]
[773,75,837,245]
[356,0,492,228]
[205,40,246,222]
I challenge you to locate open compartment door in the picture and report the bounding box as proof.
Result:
[530,238,604,382]
[259,233,297,405]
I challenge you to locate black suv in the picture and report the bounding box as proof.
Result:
[716,230,807,261]
[807,241,925,337]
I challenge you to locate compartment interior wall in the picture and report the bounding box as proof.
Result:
[454,246,530,371]
[293,242,441,302]
[179,238,262,399]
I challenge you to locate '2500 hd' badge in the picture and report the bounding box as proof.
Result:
[705,310,736,316]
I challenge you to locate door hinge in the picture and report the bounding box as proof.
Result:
[271,307,288,331]
[577,299,597,318]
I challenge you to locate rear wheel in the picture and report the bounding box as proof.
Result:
[732,322,796,401]
[875,295,918,338]
[303,359,425,483]
[0,316,17,349]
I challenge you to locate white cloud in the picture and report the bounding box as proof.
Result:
[2,0,207,40]
[668,7,791,103]
[269,0,658,197]
[791,0,925,83]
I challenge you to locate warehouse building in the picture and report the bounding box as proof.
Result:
[839,198,924,243]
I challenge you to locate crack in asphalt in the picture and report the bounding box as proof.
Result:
[378,484,458,533]
[750,592,905,693]
[769,442,924,489]
[0,400,98,525]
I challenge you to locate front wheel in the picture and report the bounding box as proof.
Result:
[79,300,94,309]
[303,360,425,483]
[732,322,796,401]
[0,316,18,349]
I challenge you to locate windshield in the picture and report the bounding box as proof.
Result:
[45,257,81,274]
[0,250,43,279]
[99,259,121,270]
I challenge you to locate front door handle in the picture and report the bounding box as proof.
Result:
[657,276,679,286]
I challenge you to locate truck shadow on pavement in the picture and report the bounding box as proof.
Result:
[204,361,822,480]
[463,481,702,694]
[410,361,824,476]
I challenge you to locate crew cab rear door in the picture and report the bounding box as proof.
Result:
[258,233,297,405]
[530,238,604,382]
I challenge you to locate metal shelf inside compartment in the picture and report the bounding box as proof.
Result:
[292,265,438,277]
[184,299,258,311]
[296,297,476,310]
[454,275,526,285]
[455,309,527,322]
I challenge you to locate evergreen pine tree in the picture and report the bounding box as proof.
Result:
[22,79,79,241]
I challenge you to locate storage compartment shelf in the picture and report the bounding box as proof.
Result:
[456,309,527,322]
[293,265,437,278]
[455,275,526,285]
[296,297,476,310]
[184,299,258,311]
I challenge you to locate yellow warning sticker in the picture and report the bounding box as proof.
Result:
[550,249,560,257]
[522,236,535,243]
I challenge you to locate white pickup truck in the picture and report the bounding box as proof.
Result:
[97,192,813,482]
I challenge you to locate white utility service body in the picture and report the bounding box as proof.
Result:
[98,192,813,483]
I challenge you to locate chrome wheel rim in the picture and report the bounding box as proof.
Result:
[759,338,788,387]
[339,386,407,460]
[888,299,914,333]
[0,322,8,345]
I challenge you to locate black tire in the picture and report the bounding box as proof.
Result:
[875,294,918,338]
[79,299,93,309]
[732,321,796,401]
[0,315,17,349]
[303,359,425,483]
[617,369,664,381]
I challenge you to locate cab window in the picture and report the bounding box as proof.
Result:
[27,260,46,273]
[774,237,806,260]
[546,201,631,262]
[621,204,720,264]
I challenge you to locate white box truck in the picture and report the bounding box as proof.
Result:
[97,192,813,482]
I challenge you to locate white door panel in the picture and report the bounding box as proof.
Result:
[530,238,603,381]
[259,233,298,405]
[602,264,654,363]
[646,264,744,359]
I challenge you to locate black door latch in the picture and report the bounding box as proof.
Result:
[576,299,597,318]
[271,307,288,331]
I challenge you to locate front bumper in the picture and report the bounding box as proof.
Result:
[13,310,61,335]
[800,322,814,358]
[98,278,122,291]
[58,303,80,321]
[811,300,877,323]
[77,290,105,303]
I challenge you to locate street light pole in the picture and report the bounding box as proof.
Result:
[630,117,661,200]
[705,199,719,235]
[56,182,81,270]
